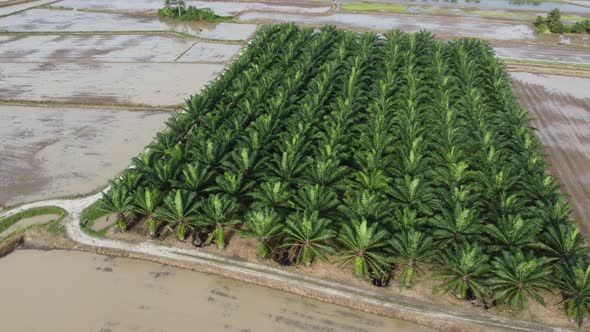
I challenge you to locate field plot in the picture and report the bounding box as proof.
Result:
[0,0,54,17]
[511,72,590,232]
[348,0,590,13]
[0,62,223,106]
[54,0,332,15]
[0,34,196,63]
[0,106,171,206]
[237,12,535,40]
[493,42,590,66]
[98,24,587,326]
[176,41,242,62]
[0,9,258,41]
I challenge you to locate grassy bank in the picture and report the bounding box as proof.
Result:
[342,2,407,14]
[0,206,67,240]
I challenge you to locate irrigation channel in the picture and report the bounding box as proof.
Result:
[0,194,574,331]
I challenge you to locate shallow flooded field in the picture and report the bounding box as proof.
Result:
[238,11,535,40]
[55,0,332,15]
[358,0,590,13]
[511,72,590,232]
[0,34,196,62]
[0,9,258,41]
[0,249,430,332]
[0,62,223,106]
[493,42,590,65]
[0,106,171,206]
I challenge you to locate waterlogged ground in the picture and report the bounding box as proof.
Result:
[0,249,430,332]
[0,62,223,106]
[510,72,590,232]
[0,106,171,206]
[237,11,535,40]
[55,0,332,15]
[347,0,590,13]
[0,9,258,40]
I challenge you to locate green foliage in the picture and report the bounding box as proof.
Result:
[157,1,229,23]
[337,219,390,279]
[0,206,66,239]
[438,243,491,301]
[241,207,283,258]
[535,8,590,34]
[196,194,240,248]
[558,264,590,327]
[100,185,134,232]
[282,211,336,266]
[488,251,553,309]
[389,229,435,288]
[156,189,197,241]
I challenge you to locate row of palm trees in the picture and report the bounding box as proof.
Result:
[99,25,590,326]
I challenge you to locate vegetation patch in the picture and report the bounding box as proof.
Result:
[0,206,67,239]
[535,8,590,34]
[342,2,407,14]
[80,200,113,237]
[158,0,231,22]
[99,24,590,325]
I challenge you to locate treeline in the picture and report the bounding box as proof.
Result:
[157,0,228,22]
[535,8,590,34]
[100,24,590,326]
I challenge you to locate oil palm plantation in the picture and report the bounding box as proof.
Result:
[337,219,390,279]
[557,264,590,327]
[389,229,435,288]
[156,190,197,241]
[241,207,283,258]
[488,251,553,309]
[196,194,240,249]
[100,185,134,232]
[438,243,491,301]
[133,187,162,237]
[282,211,336,266]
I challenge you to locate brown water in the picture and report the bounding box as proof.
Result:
[0,249,430,332]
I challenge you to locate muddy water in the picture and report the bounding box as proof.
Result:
[510,72,590,232]
[0,106,172,206]
[0,62,223,105]
[0,0,55,17]
[0,214,59,238]
[176,41,242,63]
[0,9,258,41]
[55,0,332,15]
[238,11,535,40]
[0,249,430,332]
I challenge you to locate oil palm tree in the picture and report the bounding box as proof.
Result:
[100,185,134,232]
[282,211,336,266]
[249,180,292,213]
[557,264,590,327]
[539,223,589,266]
[133,187,162,237]
[337,219,390,280]
[196,194,240,249]
[484,214,541,253]
[339,190,391,225]
[241,208,283,258]
[438,243,491,301]
[488,251,553,309]
[291,184,339,218]
[156,190,197,241]
[389,229,435,288]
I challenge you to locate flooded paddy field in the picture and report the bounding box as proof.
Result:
[55,0,332,15]
[0,8,258,41]
[0,62,223,106]
[492,42,590,66]
[0,34,197,63]
[510,72,590,232]
[0,0,54,17]
[0,249,430,332]
[237,11,535,40]
[0,106,171,206]
[347,0,590,13]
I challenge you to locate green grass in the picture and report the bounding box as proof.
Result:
[79,200,112,238]
[0,206,67,240]
[342,2,407,14]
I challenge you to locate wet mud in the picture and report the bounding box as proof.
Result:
[493,42,590,66]
[0,249,430,332]
[0,214,59,237]
[0,106,172,206]
[0,62,223,106]
[511,72,590,232]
